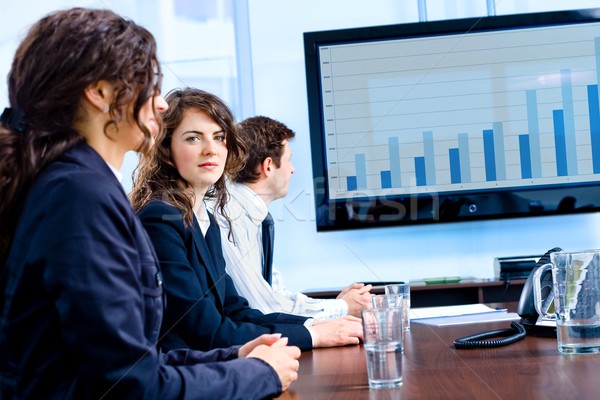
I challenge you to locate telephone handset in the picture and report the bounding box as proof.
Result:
[516,247,562,334]
[454,247,562,349]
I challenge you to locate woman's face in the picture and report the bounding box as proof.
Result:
[142,94,168,141]
[119,93,168,153]
[170,109,228,196]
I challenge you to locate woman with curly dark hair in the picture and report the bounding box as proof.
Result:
[131,87,362,355]
[130,87,314,351]
[0,8,299,399]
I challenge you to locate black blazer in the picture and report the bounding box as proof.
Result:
[0,143,280,399]
[138,200,313,351]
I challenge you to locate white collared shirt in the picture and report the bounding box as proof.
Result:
[193,201,211,237]
[214,182,348,319]
[105,161,123,183]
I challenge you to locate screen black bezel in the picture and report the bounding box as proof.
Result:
[304,8,600,231]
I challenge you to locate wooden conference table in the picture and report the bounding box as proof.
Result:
[277,303,600,400]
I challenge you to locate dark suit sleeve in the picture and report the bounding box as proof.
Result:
[138,202,313,351]
[163,346,240,365]
[209,221,311,326]
[28,173,281,399]
[221,270,312,325]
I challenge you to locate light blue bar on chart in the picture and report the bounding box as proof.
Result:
[588,84,600,174]
[415,156,426,186]
[457,133,471,183]
[553,109,568,177]
[449,148,461,184]
[518,134,532,179]
[561,69,578,175]
[596,37,600,101]
[526,90,542,178]
[483,129,496,181]
[355,153,367,189]
[492,122,506,181]
[422,131,436,185]
[388,137,401,187]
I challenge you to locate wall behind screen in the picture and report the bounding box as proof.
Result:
[2,0,600,292]
[246,0,600,291]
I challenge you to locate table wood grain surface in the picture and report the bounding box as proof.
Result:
[277,304,600,399]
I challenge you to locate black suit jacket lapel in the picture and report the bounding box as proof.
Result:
[190,218,226,308]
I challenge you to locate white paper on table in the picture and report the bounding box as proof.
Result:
[410,303,507,320]
[414,311,521,326]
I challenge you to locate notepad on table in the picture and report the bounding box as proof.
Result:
[411,304,520,326]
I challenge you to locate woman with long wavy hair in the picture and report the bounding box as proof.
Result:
[130,88,314,352]
[0,8,299,399]
[131,88,363,354]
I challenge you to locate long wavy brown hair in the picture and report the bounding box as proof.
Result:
[0,8,162,265]
[130,88,246,229]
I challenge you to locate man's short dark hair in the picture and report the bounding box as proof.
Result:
[234,116,295,183]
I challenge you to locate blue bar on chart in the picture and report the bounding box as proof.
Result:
[354,153,367,189]
[592,36,600,174]
[561,69,578,175]
[553,109,568,177]
[449,148,461,184]
[526,90,542,178]
[346,176,357,191]
[423,131,436,185]
[587,84,600,174]
[483,129,496,181]
[415,156,426,186]
[381,170,392,189]
[492,122,506,181]
[519,134,532,179]
[457,133,471,183]
[388,136,401,187]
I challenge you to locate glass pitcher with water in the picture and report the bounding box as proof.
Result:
[533,249,600,354]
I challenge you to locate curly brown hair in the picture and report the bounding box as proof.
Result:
[234,116,295,183]
[0,8,161,264]
[130,88,246,228]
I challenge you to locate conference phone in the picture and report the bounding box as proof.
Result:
[454,247,561,349]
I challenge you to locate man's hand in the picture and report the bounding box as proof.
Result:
[244,336,301,392]
[309,315,363,348]
[337,283,372,317]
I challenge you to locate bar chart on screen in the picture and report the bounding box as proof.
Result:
[320,23,600,200]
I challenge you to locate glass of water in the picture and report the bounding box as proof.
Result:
[361,308,403,389]
[385,283,410,331]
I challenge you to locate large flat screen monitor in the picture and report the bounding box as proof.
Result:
[304,8,600,231]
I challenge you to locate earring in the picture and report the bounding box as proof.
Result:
[103,104,109,113]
